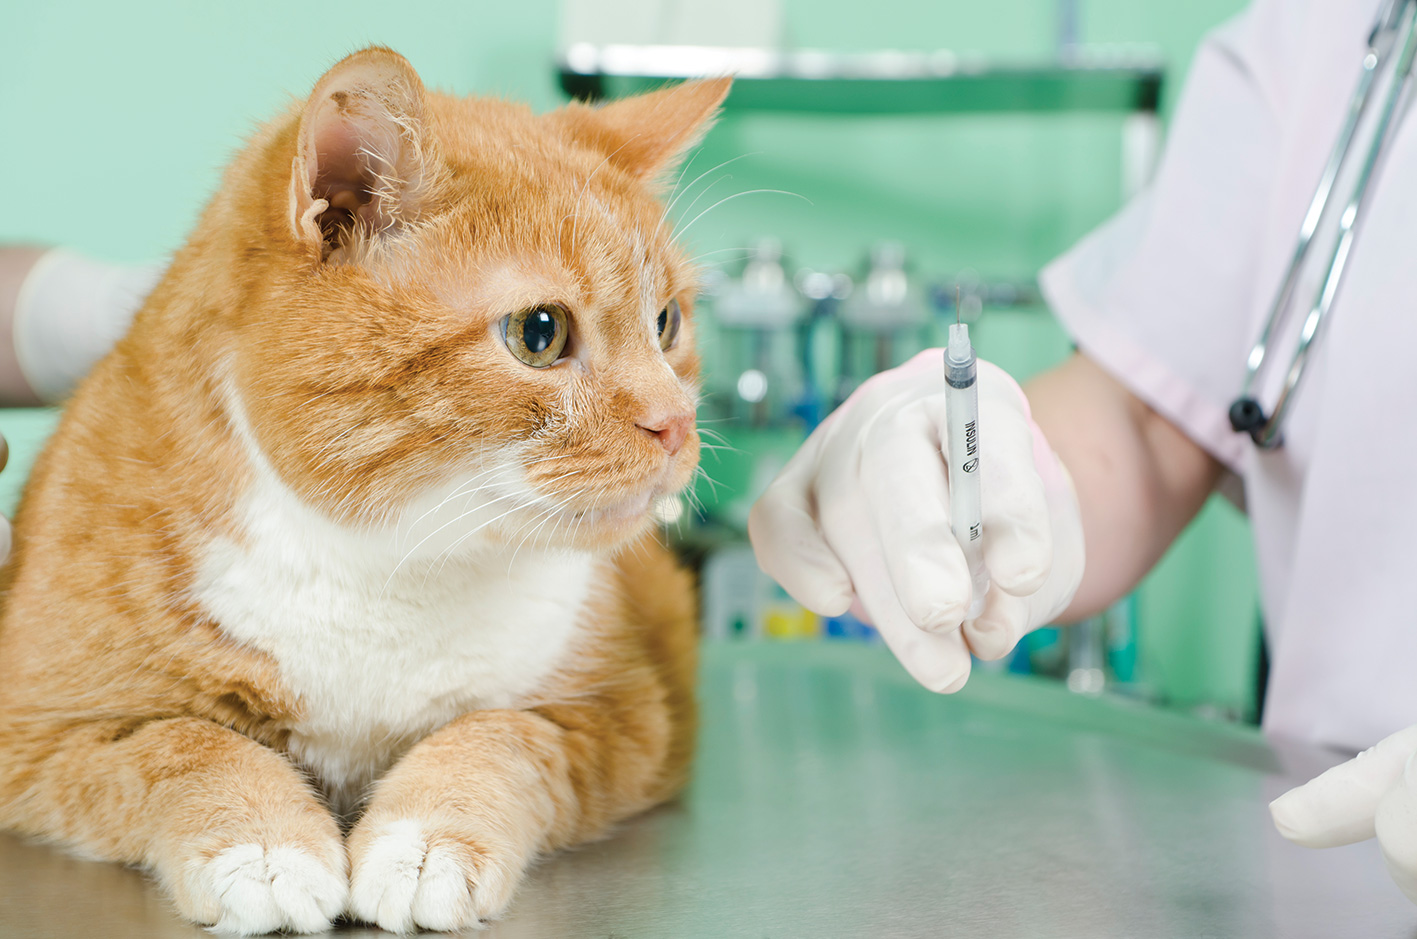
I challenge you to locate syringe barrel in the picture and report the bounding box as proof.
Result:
[944,326,989,619]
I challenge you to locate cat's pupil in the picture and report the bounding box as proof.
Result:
[523,310,557,354]
[657,309,668,336]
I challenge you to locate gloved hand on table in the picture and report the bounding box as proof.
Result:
[1271,725,1417,903]
[748,348,1085,693]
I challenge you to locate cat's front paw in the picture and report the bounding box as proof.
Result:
[347,818,522,932]
[184,843,348,935]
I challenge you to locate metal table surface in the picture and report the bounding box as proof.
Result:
[2,641,1414,938]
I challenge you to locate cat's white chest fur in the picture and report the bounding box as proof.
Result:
[192,460,594,816]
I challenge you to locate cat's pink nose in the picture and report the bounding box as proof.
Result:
[637,411,695,456]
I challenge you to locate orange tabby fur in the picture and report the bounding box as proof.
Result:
[0,48,726,933]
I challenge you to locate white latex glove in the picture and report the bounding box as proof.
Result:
[13,248,164,403]
[0,431,8,563]
[1271,725,1417,903]
[748,349,1085,693]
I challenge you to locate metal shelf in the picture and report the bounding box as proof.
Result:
[558,44,1163,115]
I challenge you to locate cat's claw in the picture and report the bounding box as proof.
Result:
[348,819,516,932]
[191,843,347,935]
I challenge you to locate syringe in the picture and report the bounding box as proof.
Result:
[944,318,990,620]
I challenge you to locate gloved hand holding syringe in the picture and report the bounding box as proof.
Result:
[749,315,1087,693]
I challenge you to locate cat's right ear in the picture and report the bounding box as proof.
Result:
[289,47,438,262]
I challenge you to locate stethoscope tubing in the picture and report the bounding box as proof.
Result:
[1229,0,1417,448]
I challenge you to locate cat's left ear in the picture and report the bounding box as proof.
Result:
[558,77,732,182]
[289,47,438,261]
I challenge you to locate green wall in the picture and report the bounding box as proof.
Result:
[0,0,1255,716]
[1,1,564,261]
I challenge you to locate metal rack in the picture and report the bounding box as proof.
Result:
[557,42,1166,308]
[558,44,1162,116]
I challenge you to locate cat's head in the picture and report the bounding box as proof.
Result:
[211,47,728,556]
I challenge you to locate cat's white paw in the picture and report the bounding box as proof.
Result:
[192,843,347,935]
[348,819,517,932]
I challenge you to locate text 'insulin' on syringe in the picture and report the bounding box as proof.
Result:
[944,323,990,620]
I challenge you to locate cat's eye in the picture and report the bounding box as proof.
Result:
[657,298,682,352]
[502,305,569,368]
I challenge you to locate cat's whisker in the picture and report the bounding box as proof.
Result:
[382,488,529,594]
[694,428,742,459]
[412,495,536,591]
[693,446,735,466]
[568,498,590,549]
[312,440,364,471]
[518,452,571,468]
[443,465,585,538]
[521,468,587,498]
[398,464,506,540]
[693,449,733,467]
[422,469,586,580]
[317,423,359,448]
[678,482,708,519]
[662,143,707,215]
[635,527,659,563]
[687,246,755,259]
[695,429,739,450]
[687,249,753,268]
[690,465,726,499]
[662,152,758,223]
[395,464,579,563]
[568,136,638,254]
[404,473,498,528]
[457,491,570,579]
[686,481,717,508]
[563,483,613,552]
[669,173,734,236]
[394,479,504,554]
[695,433,738,452]
[504,494,581,573]
[676,189,813,241]
[296,388,338,408]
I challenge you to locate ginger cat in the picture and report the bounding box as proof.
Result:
[0,48,727,934]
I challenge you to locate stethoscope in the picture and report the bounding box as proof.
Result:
[1229,0,1417,449]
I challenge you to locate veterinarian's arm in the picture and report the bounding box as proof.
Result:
[0,246,163,405]
[1025,351,1222,620]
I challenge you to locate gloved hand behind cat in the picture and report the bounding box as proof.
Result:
[0,431,8,562]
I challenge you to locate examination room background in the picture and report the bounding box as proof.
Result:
[0,0,1254,719]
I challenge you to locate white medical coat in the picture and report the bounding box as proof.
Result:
[1041,0,1417,750]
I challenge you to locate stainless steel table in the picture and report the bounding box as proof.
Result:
[2,641,1412,938]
